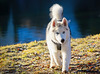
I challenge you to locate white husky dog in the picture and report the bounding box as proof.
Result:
[46,4,71,72]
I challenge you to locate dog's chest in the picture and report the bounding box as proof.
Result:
[56,44,61,50]
[51,40,61,50]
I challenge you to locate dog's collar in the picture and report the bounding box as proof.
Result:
[51,40,61,50]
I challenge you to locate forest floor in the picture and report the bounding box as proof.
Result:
[0,34,100,74]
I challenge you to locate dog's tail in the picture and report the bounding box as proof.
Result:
[49,4,63,20]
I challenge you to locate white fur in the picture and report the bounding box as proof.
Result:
[50,4,63,20]
[46,4,71,72]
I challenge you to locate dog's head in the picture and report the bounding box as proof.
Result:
[50,17,70,44]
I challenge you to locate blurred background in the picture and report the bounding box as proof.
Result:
[0,0,100,46]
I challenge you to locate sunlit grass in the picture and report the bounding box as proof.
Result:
[0,34,100,74]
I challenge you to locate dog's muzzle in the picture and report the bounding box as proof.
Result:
[61,39,65,43]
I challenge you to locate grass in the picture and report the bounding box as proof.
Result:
[0,34,100,74]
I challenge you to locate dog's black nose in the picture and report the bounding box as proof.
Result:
[61,39,65,43]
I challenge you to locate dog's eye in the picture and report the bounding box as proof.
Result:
[56,32,59,35]
[66,28,68,30]
[62,31,65,34]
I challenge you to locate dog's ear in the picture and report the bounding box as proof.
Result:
[52,18,57,27]
[53,20,55,27]
[62,17,68,26]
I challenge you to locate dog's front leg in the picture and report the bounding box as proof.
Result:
[52,51,61,66]
[61,45,71,72]
[49,50,56,68]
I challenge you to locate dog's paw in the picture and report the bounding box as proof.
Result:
[62,70,68,74]
[54,66,62,70]
[50,66,55,69]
